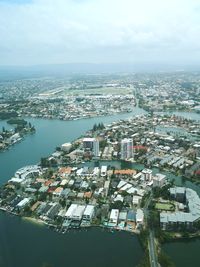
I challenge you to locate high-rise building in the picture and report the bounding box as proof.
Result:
[83,138,95,150]
[142,169,152,181]
[153,173,166,187]
[93,139,99,157]
[121,138,133,160]
[83,137,99,157]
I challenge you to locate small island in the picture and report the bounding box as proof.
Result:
[0,118,36,151]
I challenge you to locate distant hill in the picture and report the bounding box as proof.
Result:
[0,63,200,80]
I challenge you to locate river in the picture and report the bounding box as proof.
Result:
[0,108,145,267]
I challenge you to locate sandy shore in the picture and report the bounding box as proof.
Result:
[23,216,45,226]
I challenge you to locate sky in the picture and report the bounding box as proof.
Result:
[0,0,200,67]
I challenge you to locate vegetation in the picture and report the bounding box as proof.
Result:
[152,184,171,199]
[7,118,27,126]
[155,202,175,211]
[148,210,160,229]
[92,123,105,131]
[137,229,150,267]
[0,111,18,120]
[158,251,175,267]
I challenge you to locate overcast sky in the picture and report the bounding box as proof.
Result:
[0,0,200,66]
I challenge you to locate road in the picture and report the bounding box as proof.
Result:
[143,193,159,267]
[148,229,159,267]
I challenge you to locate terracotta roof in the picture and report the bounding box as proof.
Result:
[84,191,93,198]
[59,167,72,174]
[54,187,63,193]
[114,169,137,175]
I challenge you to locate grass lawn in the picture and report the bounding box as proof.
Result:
[155,202,175,211]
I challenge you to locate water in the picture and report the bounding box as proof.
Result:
[0,109,200,267]
[0,212,143,267]
[163,239,200,267]
[0,108,145,267]
[0,108,145,185]
[156,111,200,121]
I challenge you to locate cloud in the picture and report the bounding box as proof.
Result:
[0,0,200,65]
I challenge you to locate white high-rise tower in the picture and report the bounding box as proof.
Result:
[121,138,133,160]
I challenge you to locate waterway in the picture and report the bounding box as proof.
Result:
[0,109,200,267]
[163,238,200,267]
[0,108,145,267]
[0,109,145,185]
[0,212,143,267]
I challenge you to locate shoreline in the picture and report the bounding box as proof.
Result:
[0,207,139,235]
[22,216,45,226]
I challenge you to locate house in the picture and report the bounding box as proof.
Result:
[82,205,95,221]
[109,209,119,225]
[136,209,144,226]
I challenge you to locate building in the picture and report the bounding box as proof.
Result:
[109,209,119,225]
[17,197,30,210]
[65,204,78,219]
[61,143,72,152]
[132,195,142,205]
[153,173,166,187]
[72,205,86,221]
[83,138,95,150]
[121,138,133,160]
[93,139,100,157]
[142,169,152,181]
[82,205,95,221]
[83,137,99,157]
[170,187,185,202]
[160,187,200,230]
[104,180,110,197]
[136,209,144,225]
[101,166,107,177]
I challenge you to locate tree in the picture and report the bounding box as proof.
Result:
[111,200,123,211]
[40,157,49,168]
[91,184,97,191]
[59,198,66,208]
[158,251,175,267]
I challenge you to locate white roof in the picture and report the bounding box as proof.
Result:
[114,194,124,202]
[83,205,95,217]
[60,179,68,186]
[104,180,110,189]
[127,187,138,194]
[117,180,127,189]
[61,143,72,147]
[65,204,78,218]
[133,195,142,204]
[83,138,95,142]
[17,198,30,207]
[110,209,119,220]
[72,205,86,218]
[101,166,107,172]
[120,183,132,192]
[136,209,144,222]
